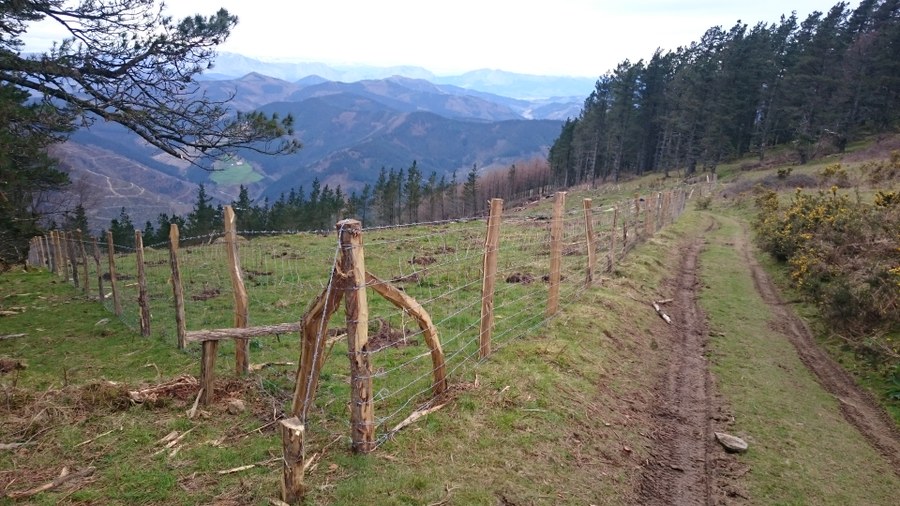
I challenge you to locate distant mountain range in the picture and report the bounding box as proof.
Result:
[58,54,589,230]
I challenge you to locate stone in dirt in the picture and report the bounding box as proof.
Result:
[227,398,246,415]
[715,432,749,453]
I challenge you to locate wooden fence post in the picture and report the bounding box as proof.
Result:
[44,235,54,272]
[280,417,306,504]
[135,230,151,337]
[169,224,187,350]
[92,237,104,302]
[200,339,218,405]
[56,231,68,279]
[547,191,566,316]
[479,198,503,359]
[583,198,596,286]
[610,205,619,272]
[338,219,374,453]
[65,231,80,288]
[224,206,250,375]
[76,230,90,297]
[106,231,122,316]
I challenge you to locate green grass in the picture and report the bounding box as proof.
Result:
[3,162,898,504]
[209,157,263,186]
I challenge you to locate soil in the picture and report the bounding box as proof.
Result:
[638,219,745,505]
[736,224,900,474]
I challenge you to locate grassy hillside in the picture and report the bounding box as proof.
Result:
[2,145,899,504]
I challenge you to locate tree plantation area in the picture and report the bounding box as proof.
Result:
[2,0,900,504]
[549,0,900,186]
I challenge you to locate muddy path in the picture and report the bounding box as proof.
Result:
[638,217,741,505]
[735,223,900,474]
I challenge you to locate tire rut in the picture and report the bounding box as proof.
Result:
[735,223,900,475]
[639,218,720,505]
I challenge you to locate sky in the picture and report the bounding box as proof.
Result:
[23,0,848,78]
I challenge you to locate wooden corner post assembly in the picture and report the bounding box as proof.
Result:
[338,219,375,453]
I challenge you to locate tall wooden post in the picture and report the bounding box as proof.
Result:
[36,237,46,269]
[45,235,55,272]
[547,192,566,316]
[224,206,250,374]
[644,195,653,236]
[583,198,596,286]
[479,198,503,359]
[280,417,306,504]
[610,205,619,272]
[106,231,123,316]
[65,231,80,288]
[200,339,218,405]
[168,224,187,350]
[338,219,374,453]
[135,230,151,337]
[76,230,90,296]
[92,237,105,302]
[57,231,68,279]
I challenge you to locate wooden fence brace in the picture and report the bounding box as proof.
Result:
[338,219,375,453]
[366,272,447,395]
[610,205,619,272]
[291,271,344,418]
[76,230,90,296]
[169,224,187,350]
[583,198,596,286]
[135,230,151,337]
[479,198,503,358]
[91,237,104,302]
[65,231,80,288]
[224,206,250,375]
[547,191,566,316]
[186,322,303,343]
[106,231,122,316]
[280,417,306,504]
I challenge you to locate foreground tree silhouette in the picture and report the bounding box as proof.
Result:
[0,0,300,160]
[0,1,300,263]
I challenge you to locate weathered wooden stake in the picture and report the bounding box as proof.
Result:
[135,230,151,337]
[66,231,80,288]
[583,198,596,286]
[76,230,90,297]
[224,206,250,375]
[479,198,503,359]
[106,231,122,316]
[53,231,66,279]
[91,237,104,302]
[338,219,375,453]
[199,339,218,405]
[169,224,187,350]
[44,235,55,272]
[610,205,619,272]
[280,417,306,504]
[547,191,566,316]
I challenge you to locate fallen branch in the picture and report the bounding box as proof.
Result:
[186,388,203,419]
[249,361,295,372]
[74,426,121,448]
[5,466,96,500]
[128,375,198,403]
[0,442,32,451]
[216,457,279,475]
[390,403,448,433]
[652,301,672,324]
[0,333,27,340]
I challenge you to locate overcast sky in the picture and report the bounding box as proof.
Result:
[24,0,848,77]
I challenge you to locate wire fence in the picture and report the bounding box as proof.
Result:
[25,181,714,457]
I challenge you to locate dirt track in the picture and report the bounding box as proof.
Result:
[736,224,900,474]
[638,217,900,505]
[638,220,733,505]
